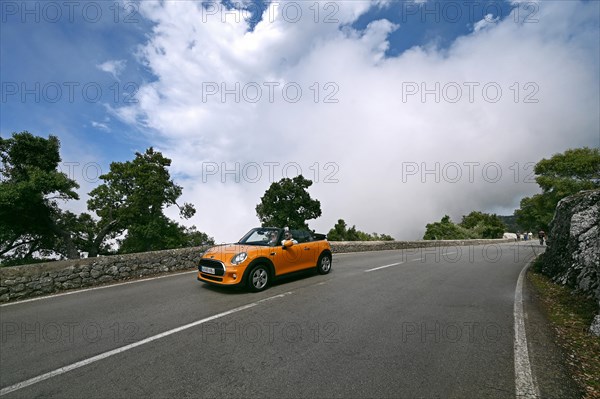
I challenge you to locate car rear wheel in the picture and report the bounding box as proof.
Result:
[247,264,269,292]
[317,253,332,275]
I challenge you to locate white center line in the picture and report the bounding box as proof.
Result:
[0,291,293,396]
[364,262,403,272]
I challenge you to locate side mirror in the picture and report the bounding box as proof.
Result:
[282,240,294,249]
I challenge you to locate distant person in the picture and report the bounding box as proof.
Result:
[538,230,546,245]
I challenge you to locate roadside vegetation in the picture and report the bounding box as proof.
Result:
[422,147,599,240]
[255,178,394,241]
[4,135,596,266]
[529,256,600,399]
[327,219,394,241]
[515,147,600,232]
[422,211,505,240]
[1,131,213,266]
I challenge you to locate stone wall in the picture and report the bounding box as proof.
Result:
[542,189,600,302]
[329,238,513,253]
[0,246,207,302]
[0,238,512,302]
[540,189,600,335]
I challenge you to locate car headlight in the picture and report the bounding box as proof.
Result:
[231,252,247,265]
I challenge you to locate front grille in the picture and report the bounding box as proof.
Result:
[200,274,223,282]
[199,258,226,276]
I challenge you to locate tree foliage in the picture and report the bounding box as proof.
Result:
[255,175,321,229]
[423,212,506,240]
[458,211,506,239]
[327,219,394,241]
[1,135,210,265]
[423,215,476,240]
[0,132,80,264]
[88,148,198,255]
[515,147,600,231]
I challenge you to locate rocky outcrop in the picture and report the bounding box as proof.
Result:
[541,189,600,335]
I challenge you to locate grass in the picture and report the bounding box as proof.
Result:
[528,257,600,399]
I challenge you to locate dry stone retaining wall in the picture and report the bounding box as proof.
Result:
[540,189,600,335]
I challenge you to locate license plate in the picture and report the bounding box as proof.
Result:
[201,266,215,274]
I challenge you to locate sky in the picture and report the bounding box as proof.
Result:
[1,0,599,242]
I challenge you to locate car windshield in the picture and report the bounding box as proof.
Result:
[238,228,282,246]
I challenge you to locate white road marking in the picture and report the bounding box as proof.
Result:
[0,291,293,396]
[514,260,539,399]
[364,262,403,272]
[0,270,197,307]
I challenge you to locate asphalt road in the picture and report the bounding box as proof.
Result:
[0,242,580,398]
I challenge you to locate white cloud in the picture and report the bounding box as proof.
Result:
[96,60,127,80]
[116,0,599,242]
[473,14,500,32]
[91,121,110,131]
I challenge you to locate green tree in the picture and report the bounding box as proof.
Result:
[255,175,321,229]
[326,219,348,241]
[515,147,600,231]
[179,225,215,247]
[423,215,476,240]
[327,219,394,241]
[459,211,506,239]
[87,148,197,255]
[0,132,80,264]
[56,211,116,257]
[497,215,522,233]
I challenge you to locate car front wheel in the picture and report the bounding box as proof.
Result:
[317,253,332,275]
[247,264,269,292]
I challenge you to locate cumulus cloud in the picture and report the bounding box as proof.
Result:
[117,0,598,241]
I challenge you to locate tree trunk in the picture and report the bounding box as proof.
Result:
[88,220,118,257]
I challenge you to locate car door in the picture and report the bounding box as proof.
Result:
[288,230,317,273]
[274,240,305,275]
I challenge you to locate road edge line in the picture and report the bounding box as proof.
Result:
[514,258,540,399]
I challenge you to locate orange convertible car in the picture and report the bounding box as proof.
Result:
[197,227,332,292]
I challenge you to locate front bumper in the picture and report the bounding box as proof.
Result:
[197,265,244,286]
